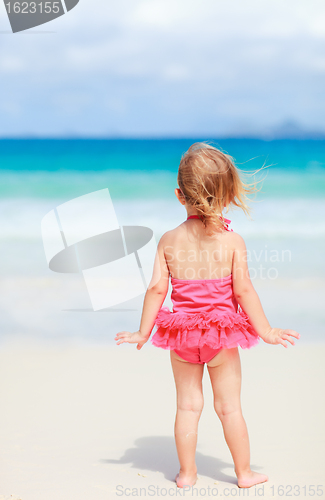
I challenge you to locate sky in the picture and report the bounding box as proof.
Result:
[0,0,325,137]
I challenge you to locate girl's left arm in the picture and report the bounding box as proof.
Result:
[115,234,170,350]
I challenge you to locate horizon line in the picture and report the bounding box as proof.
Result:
[0,134,325,141]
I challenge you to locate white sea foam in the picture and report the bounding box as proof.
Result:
[0,196,324,241]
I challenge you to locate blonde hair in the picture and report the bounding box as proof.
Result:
[177,142,260,235]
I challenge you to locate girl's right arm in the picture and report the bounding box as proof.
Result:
[231,233,300,348]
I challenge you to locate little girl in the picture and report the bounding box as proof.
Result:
[115,142,300,489]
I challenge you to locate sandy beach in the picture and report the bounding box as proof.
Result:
[0,339,324,499]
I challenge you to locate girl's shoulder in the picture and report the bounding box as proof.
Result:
[158,222,186,240]
[222,230,247,251]
[156,228,178,246]
[223,230,245,243]
[158,227,246,249]
[156,225,188,253]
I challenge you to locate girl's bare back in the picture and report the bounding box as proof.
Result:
[163,220,235,280]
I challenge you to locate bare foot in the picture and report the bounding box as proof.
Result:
[237,470,268,488]
[175,470,197,488]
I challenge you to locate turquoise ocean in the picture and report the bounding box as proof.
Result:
[0,139,324,345]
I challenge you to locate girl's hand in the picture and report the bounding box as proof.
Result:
[114,330,149,350]
[262,328,300,348]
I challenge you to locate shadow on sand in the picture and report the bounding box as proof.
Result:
[100,435,246,485]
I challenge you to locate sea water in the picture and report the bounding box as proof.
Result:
[0,139,324,345]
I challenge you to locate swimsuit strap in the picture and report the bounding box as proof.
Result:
[187,215,204,221]
[186,214,233,231]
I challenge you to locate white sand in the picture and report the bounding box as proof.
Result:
[0,340,324,500]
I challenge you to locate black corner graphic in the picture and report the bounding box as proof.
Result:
[3,0,80,33]
[63,0,79,12]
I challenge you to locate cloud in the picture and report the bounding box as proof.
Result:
[0,0,324,136]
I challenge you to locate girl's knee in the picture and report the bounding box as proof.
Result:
[214,399,241,418]
[178,394,204,413]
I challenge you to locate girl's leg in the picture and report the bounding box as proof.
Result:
[207,347,268,488]
[170,350,204,488]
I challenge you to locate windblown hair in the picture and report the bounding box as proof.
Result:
[177,142,259,236]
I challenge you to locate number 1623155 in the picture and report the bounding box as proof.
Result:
[5,2,61,14]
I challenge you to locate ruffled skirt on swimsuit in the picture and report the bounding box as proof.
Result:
[151,307,260,351]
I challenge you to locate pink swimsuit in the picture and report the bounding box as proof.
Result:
[151,215,260,364]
